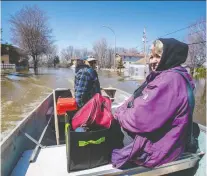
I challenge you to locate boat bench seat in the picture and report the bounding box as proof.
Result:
[80,152,202,176]
[102,90,115,101]
[109,152,202,176]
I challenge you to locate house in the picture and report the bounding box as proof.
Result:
[124,63,150,80]
[1,54,9,64]
[115,53,150,80]
[1,45,10,64]
[70,56,79,67]
[116,53,144,69]
[1,44,29,71]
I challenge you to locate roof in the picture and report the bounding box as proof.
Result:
[1,44,28,56]
[135,54,152,65]
[116,52,144,58]
[116,52,144,62]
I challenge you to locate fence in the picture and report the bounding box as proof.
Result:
[1,64,16,69]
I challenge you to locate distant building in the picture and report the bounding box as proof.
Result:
[116,53,144,69]
[115,53,151,80]
[1,54,9,64]
[124,64,149,80]
[71,56,79,67]
[1,44,29,71]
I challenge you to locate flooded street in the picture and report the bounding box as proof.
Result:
[1,68,206,140]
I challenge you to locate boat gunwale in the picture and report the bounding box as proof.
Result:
[114,88,132,97]
[0,92,53,148]
[198,124,206,133]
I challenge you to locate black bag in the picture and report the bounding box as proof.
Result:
[67,129,111,172]
[65,113,118,172]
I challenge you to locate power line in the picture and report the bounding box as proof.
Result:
[148,20,206,43]
[136,20,206,49]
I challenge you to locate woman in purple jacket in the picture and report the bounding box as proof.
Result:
[111,38,195,168]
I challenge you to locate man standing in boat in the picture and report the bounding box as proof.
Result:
[74,56,101,108]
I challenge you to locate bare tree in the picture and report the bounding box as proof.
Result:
[128,48,139,54]
[116,47,141,54]
[73,48,91,58]
[116,47,127,54]
[106,48,114,68]
[45,44,58,67]
[185,18,206,75]
[93,38,109,68]
[74,49,81,59]
[61,46,74,63]
[10,5,53,74]
[1,28,3,42]
[93,39,132,69]
[79,48,90,58]
[61,46,92,67]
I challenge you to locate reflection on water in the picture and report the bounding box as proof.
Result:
[1,68,206,140]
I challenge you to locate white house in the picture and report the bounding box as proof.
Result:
[115,53,149,80]
[124,63,149,80]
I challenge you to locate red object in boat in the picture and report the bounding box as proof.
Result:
[72,93,114,130]
[56,97,77,115]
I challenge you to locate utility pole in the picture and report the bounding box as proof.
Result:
[142,27,147,66]
[142,27,147,77]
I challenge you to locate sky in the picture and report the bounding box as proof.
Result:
[1,1,206,53]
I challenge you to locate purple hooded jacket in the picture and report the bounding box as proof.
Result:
[111,38,195,168]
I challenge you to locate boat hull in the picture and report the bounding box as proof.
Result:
[1,88,206,176]
[1,93,54,176]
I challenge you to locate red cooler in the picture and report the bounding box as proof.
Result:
[56,97,77,115]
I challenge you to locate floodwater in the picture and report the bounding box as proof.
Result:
[1,68,206,140]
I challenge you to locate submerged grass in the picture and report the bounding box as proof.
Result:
[194,67,206,80]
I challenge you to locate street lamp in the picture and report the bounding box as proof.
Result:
[102,25,116,70]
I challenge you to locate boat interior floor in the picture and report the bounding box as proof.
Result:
[11,144,203,176]
[11,145,121,176]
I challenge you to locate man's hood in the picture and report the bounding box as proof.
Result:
[156,38,189,71]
